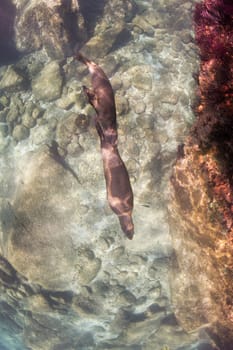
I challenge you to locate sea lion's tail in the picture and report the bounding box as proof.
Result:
[118,213,134,240]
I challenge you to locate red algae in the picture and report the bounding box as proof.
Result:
[191,0,233,237]
[169,1,233,348]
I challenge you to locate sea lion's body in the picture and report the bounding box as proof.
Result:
[76,52,134,239]
[101,143,134,239]
[77,53,117,145]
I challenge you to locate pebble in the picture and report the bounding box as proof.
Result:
[32,107,43,120]
[0,67,25,92]
[111,76,122,91]
[133,101,146,114]
[6,107,19,124]
[22,113,37,129]
[115,94,129,115]
[0,95,9,108]
[12,124,30,142]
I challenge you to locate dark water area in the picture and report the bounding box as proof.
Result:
[78,0,107,35]
[0,0,21,66]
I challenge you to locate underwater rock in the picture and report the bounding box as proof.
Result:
[29,124,54,146]
[81,22,126,59]
[56,86,85,110]
[0,66,25,92]
[56,91,78,110]
[6,106,18,125]
[111,75,122,91]
[0,95,9,109]
[12,124,29,142]
[13,0,87,59]
[21,112,37,129]
[133,101,146,114]
[0,144,175,350]
[74,248,101,284]
[170,141,233,349]
[32,61,63,102]
[7,148,87,289]
[132,15,155,36]
[13,0,135,60]
[143,10,162,28]
[115,93,129,116]
[169,0,233,348]
[56,112,89,152]
[129,65,153,91]
[31,106,43,121]
[80,0,135,58]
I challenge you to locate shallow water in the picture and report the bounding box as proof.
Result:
[0,0,218,349]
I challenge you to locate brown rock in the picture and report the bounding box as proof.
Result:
[32,61,63,102]
[14,0,87,59]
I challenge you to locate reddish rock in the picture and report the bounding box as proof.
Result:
[170,1,233,348]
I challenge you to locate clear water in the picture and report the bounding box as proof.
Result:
[0,0,214,349]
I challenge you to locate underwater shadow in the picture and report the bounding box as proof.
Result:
[78,0,107,36]
[0,0,21,66]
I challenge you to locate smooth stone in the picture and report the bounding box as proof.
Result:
[110,76,122,91]
[56,89,85,110]
[115,94,129,115]
[56,93,76,110]
[133,101,146,114]
[0,67,25,92]
[56,113,79,149]
[132,15,154,35]
[32,61,63,102]
[66,140,83,157]
[81,22,125,59]
[22,113,37,129]
[0,95,9,108]
[14,0,86,59]
[129,66,152,91]
[29,124,54,146]
[6,107,19,124]
[32,107,43,120]
[12,125,29,142]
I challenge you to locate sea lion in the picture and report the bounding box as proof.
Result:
[97,122,134,239]
[76,52,134,239]
[76,52,117,145]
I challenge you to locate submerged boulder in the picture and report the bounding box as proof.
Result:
[32,60,63,102]
[13,0,87,59]
[169,142,233,348]
[8,148,92,289]
[81,0,136,58]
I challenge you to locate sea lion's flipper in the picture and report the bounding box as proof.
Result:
[95,120,118,146]
[82,85,96,105]
[103,128,118,146]
[95,120,105,142]
[76,52,100,78]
